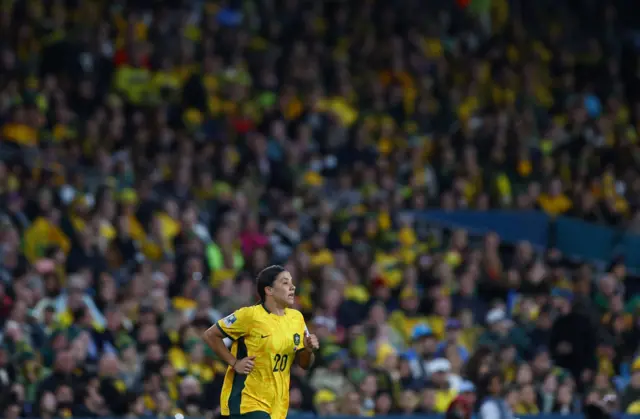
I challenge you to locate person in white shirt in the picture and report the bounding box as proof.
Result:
[479,371,514,419]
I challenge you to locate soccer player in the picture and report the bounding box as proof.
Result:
[203,265,320,419]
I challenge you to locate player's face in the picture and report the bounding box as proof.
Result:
[269,271,296,306]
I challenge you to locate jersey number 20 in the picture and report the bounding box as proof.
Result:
[272,354,289,372]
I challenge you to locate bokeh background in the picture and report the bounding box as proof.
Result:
[2,0,640,418]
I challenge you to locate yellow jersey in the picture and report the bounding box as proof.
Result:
[216,304,308,419]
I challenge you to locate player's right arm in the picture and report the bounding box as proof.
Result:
[203,307,256,374]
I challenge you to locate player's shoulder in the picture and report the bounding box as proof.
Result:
[286,308,305,322]
[225,304,261,320]
[238,304,262,316]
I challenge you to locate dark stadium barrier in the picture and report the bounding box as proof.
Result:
[409,210,640,271]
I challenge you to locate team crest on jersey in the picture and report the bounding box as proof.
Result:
[293,333,301,346]
[223,314,237,326]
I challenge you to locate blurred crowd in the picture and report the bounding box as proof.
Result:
[3,0,640,418]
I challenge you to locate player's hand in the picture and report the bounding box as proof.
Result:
[233,356,256,375]
[304,333,319,352]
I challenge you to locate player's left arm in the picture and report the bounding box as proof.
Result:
[295,322,319,370]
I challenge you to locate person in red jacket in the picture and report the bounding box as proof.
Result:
[447,381,476,419]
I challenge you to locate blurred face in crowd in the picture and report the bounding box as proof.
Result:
[237,278,255,300]
[151,289,168,313]
[146,343,163,362]
[218,278,234,298]
[180,377,201,398]
[400,294,419,312]
[592,370,609,391]
[533,351,551,375]
[368,302,386,324]
[495,317,513,335]
[382,353,399,372]
[98,353,120,377]
[505,388,519,409]
[422,334,438,356]
[360,374,378,398]
[216,226,233,247]
[452,230,468,250]
[373,282,391,301]
[1,225,20,248]
[289,387,302,409]
[164,199,179,219]
[189,342,205,363]
[98,274,116,305]
[444,345,463,373]
[131,395,146,416]
[609,294,624,313]
[10,299,27,323]
[144,374,162,393]
[520,384,536,405]
[488,375,503,396]
[557,384,573,405]
[421,388,436,411]
[338,391,360,415]
[542,372,558,394]
[55,351,75,374]
[500,345,517,366]
[459,273,476,296]
[195,287,212,308]
[38,190,53,214]
[67,287,85,311]
[310,232,326,250]
[159,260,176,282]
[434,297,451,317]
[322,287,341,312]
[40,392,57,414]
[375,392,392,415]
[138,323,159,345]
[121,345,137,364]
[317,399,337,416]
[181,204,197,227]
[155,391,172,414]
[549,179,563,197]
[458,310,474,329]
[515,363,533,385]
[536,310,552,330]
[631,370,640,387]
[10,383,24,405]
[86,386,105,411]
[612,263,626,279]
[251,248,269,270]
[138,306,157,326]
[328,355,344,372]
[70,336,88,363]
[552,295,571,314]
[431,370,449,387]
[55,385,73,404]
[4,404,19,419]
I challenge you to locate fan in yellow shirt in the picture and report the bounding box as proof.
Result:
[169,337,215,383]
[389,288,430,343]
[23,210,70,263]
[305,232,334,268]
[537,179,572,217]
[628,400,640,414]
[117,189,146,242]
[428,358,458,413]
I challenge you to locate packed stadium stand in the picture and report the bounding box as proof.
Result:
[2,0,640,418]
